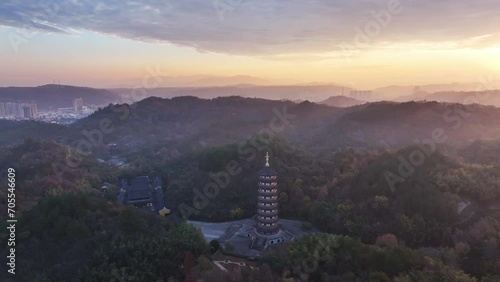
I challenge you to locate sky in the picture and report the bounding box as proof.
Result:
[0,0,500,89]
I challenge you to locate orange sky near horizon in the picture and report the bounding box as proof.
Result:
[1,1,500,89]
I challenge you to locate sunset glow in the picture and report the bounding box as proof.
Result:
[1,0,499,88]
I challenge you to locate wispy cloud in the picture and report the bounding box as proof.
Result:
[0,0,499,55]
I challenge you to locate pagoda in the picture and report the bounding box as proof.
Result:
[243,152,286,251]
[256,152,279,235]
[196,152,314,257]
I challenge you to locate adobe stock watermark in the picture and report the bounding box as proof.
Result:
[340,0,407,62]
[126,64,167,104]
[178,106,297,218]
[52,65,167,186]
[212,0,245,21]
[7,0,64,53]
[384,74,499,192]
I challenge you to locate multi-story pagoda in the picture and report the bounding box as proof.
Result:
[242,152,287,251]
[256,152,279,235]
[200,152,315,256]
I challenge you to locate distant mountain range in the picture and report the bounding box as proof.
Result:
[373,82,500,100]
[110,84,355,102]
[2,83,500,111]
[0,84,121,109]
[396,90,500,107]
[319,96,366,108]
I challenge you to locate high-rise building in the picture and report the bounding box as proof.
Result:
[73,98,83,114]
[22,105,37,119]
[29,103,37,117]
[3,102,37,118]
[22,103,37,118]
[0,103,5,117]
[6,102,19,117]
[22,106,32,118]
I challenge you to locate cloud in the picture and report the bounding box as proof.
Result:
[0,0,499,56]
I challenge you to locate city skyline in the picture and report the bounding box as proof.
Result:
[1,0,499,89]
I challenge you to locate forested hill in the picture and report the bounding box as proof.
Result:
[397,90,500,107]
[310,101,500,149]
[3,105,500,279]
[71,96,342,152]
[73,98,500,152]
[4,97,500,152]
[320,95,366,108]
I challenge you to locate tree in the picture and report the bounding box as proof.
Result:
[376,234,398,248]
[229,208,244,219]
[197,256,213,272]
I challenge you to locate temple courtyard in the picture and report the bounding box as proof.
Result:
[188,218,318,258]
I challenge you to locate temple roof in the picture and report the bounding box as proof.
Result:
[128,176,151,201]
[130,176,149,190]
[258,167,277,176]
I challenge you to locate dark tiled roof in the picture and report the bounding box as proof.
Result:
[153,186,165,211]
[118,176,169,213]
[128,189,151,201]
[126,176,152,201]
[130,176,150,191]
[258,167,277,176]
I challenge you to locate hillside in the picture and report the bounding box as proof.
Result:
[396,90,500,107]
[74,98,500,153]
[0,85,121,109]
[0,139,118,213]
[70,96,342,154]
[5,98,500,152]
[0,193,205,281]
[310,101,500,149]
[426,90,500,106]
[3,111,500,280]
[320,95,366,108]
[0,119,72,147]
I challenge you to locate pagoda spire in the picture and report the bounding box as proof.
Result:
[265,151,270,167]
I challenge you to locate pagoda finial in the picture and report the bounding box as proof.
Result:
[265,151,270,167]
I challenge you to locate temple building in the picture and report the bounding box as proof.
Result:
[117,176,171,216]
